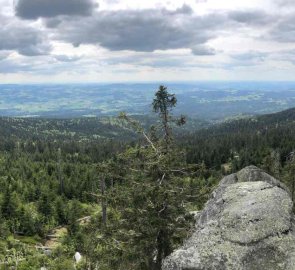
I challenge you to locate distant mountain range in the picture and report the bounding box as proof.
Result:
[0,104,294,143]
[200,106,295,135]
[1,82,295,120]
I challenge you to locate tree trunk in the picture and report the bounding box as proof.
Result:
[155,229,171,270]
[155,230,164,270]
[163,109,170,146]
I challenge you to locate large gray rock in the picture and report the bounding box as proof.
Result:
[163,166,295,270]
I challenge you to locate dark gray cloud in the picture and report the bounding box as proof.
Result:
[163,4,194,15]
[47,7,278,54]
[268,14,295,42]
[51,7,229,52]
[228,10,273,26]
[7,2,290,67]
[45,18,63,28]
[15,0,98,19]
[0,18,50,56]
[191,45,216,55]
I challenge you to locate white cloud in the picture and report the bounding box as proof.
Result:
[0,0,294,82]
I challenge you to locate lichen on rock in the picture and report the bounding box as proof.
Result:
[162,166,295,270]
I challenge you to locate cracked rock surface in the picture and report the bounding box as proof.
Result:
[162,166,295,270]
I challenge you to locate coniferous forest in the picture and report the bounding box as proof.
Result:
[1,86,295,269]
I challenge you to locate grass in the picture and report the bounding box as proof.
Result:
[14,235,42,245]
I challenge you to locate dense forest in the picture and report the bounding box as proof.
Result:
[181,107,295,172]
[1,87,295,269]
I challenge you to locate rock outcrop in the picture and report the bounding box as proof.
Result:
[163,166,295,270]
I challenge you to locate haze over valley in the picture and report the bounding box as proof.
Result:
[2,81,295,120]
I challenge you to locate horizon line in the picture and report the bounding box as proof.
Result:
[1,80,295,85]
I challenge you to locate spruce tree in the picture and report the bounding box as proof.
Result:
[89,86,195,270]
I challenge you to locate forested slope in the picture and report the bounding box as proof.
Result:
[181,107,295,172]
[1,103,295,269]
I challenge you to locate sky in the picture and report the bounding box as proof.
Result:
[0,0,295,83]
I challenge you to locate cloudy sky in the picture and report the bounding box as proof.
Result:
[0,0,295,83]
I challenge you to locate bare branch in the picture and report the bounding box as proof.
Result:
[118,112,159,155]
[158,203,167,215]
[142,131,158,154]
[158,173,166,185]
